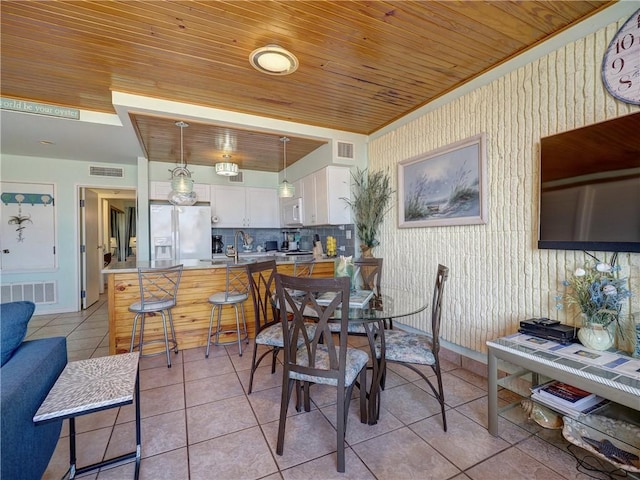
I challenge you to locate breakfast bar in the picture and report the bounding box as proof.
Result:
[103,256,335,355]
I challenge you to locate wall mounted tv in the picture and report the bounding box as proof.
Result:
[538,112,640,253]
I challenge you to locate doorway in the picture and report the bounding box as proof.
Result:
[79,187,136,309]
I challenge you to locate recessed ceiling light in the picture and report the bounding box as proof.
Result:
[249,45,298,76]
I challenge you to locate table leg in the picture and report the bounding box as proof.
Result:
[134,366,141,479]
[488,348,499,436]
[69,417,77,479]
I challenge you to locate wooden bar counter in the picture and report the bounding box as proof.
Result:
[104,256,335,355]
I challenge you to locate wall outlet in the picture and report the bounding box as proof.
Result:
[346,230,351,239]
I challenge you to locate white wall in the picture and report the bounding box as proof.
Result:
[0,155,138,313]
[369,13,640,353]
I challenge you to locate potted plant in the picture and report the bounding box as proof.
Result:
[559,256,632,350]
[343,168,394,257]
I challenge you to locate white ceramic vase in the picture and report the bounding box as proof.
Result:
[578,321,615,351]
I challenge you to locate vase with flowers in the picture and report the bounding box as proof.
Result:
[559,255,632,351]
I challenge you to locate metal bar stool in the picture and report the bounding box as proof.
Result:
[129,264,183,368]
[206,263,250,357]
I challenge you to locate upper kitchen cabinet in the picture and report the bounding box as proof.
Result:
[211,185,279,228]
[149,181,210,202]
[301,166,351,226]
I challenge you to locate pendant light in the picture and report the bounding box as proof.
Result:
[168,121,197,206]
[278,136,295,198]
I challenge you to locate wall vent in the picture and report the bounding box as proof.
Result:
[229,171,244,183]
[1,281,57,304]
[90,166,124,178]
[335,141,355,162]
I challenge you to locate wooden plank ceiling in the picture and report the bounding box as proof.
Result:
[1,0,612,171]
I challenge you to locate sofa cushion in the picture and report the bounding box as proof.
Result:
[0,301,36,366]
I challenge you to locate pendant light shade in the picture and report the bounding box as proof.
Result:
[215,162,239,176]
[168,121,197,206]
[278,136,295,198]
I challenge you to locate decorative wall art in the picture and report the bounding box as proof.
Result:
[398,133,488,228]
[0,182,56,271]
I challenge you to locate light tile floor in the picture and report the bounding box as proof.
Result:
[29,294,632,480]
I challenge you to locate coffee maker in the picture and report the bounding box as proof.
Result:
[212,235,224,254]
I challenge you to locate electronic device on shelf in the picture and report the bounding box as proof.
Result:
[518,318,578,344]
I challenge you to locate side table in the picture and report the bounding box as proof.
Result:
[34,352,141,479]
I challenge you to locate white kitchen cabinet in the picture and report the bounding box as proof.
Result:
[301,166,351,226]
[149,181,210,202]
[211,185,278,228]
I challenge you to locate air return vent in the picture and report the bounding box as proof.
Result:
[335,141,355,162]
[90,166,124,178]
[1,281,57,304]
[229,171,244,183]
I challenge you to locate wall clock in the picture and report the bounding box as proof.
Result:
[601,8,640,105]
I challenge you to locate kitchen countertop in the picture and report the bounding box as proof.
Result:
[103,254,333,274]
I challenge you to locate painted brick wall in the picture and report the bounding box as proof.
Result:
[369,16,640,353]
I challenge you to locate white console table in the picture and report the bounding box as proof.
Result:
[487,333,640,436]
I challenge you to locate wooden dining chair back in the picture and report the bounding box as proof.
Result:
[378,264,449,429]
[246,259,279,394]
[274,273,369,473]
[353,257,382,293]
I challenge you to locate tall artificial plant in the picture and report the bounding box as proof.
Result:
[344,168,394,254]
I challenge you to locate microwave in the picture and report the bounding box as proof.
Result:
[281,197,303,226]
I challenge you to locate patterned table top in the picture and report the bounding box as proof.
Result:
[33,352,139,423]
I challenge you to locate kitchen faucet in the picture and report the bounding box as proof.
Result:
[226,230,245,264]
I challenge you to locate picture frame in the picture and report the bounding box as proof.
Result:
[398,133,488,228]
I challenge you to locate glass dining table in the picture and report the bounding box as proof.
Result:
[283,286,429,425]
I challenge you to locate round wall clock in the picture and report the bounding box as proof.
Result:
[601,8,640,105]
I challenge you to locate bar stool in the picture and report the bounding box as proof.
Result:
[129,264,183,368]
[206,263,250,357]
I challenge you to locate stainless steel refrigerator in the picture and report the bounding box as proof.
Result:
[150,204,211,261]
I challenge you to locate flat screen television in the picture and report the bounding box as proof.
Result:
[538,112,640,253]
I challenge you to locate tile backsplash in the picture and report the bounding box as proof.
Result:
[211,225,355,257]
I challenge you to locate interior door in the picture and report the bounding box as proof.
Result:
[80,188,100,309]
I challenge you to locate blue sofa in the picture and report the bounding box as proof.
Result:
[1,301,67,480]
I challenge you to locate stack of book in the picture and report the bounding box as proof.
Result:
[316,289,374,309]
[530,381,609,417]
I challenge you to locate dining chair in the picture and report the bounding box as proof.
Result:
[206,263,250,358]
[353,257,382,293]
[377,264,449,429]
[246,260,279,394]
[274,273,369,473]
[129,264,183,368]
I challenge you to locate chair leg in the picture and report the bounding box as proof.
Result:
[433,363,447,431]
[276,378,294,456]
[130,313,140,352]
[167,309,179,354]
[358,368,367,424]
[205,305,216,358]
[248,344,259,394]
[240,303,249,345]
[138,314,146,355]
[233,304,243,357]
[336,387,346,473]
[159,311,172,368]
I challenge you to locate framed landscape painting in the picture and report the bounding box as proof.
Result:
[398,133,488,228]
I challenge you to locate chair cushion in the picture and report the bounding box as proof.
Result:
[128,299,176,313]
[256,322,317,347]
[377,330,435,365]
[290,346,369,387]
[0,301,35,366]
[208,292,249,304]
